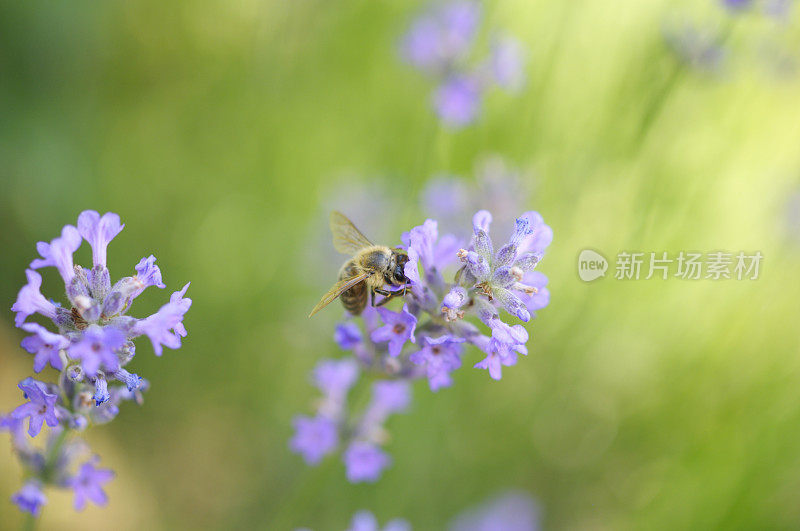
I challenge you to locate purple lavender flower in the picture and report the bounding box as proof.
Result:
[1,415,31,449]
[473,338,520,381]
[20,323,68,373]
[410,336,465,391]
[313,358,359,419]
[313,359,359,397]
[67,458,114,511]
[448,491,540,531]
[371,305,417,357]
[69,325,126,378]
[344,442,391,483]
[434,75,482,128]
[335,322,363,350]
[721,0,754,11]
[30,224,82,284]
[289,415,339,465]
[4,209,191,518]
[77,210,124,268]
[293,203,550,482]
[458,213,542,321]
[400,0,481,73]
[518,271,549,315]
[11,270,58,326]
[132,283,192,355]
[133,255,166,293]
[11,481,47,517]
[11,378,59,437]
[348,510,411,531]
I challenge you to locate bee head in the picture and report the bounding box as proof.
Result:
[390,251,410,285]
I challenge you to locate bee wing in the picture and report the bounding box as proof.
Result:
[330,211,373,254]
[308,273,370,317]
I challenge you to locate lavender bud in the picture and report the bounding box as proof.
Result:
[66,276,90,305]
[82,301,102,323]
[494,243,518,267]
[71,415,88,431]
[464,251,490,280]
[67,364,84,382]
[93,376,110,406]
[102,291,124,316]
[472,229,494,263]
[114,368,142,391]
[491,266,516,287]
[515,252,542,271]
[90,265,111,301]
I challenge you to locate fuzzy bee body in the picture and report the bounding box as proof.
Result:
[309,214,411,318]
[338,257,369,315]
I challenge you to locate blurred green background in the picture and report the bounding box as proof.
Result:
[2,0,800,529]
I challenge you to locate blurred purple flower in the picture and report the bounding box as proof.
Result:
[410,336,465,391]
[448,491,540,531]
[313,358,359,399]
[344,442,391,483]
[67,458,114,511]
[489,36,526,91]
[334,322,363,350]
[434,76,482,127]
[401,0,481,73]
[348,510,411,531]
[721,0,754,11]
[290,415,339,465]
[11,481,47,517]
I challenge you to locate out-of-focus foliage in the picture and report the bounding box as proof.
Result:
[1,0,800,529]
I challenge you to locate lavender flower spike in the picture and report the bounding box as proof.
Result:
[3,209,192,518]
[291,203,550,480]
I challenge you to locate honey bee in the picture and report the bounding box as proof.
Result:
[309,211,411,317]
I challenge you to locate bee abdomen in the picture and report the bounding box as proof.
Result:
[339,259,368,315]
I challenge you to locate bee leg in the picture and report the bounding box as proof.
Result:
[370,288,391,307]
[375,288,406,308]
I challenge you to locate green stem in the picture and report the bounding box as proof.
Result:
[22,513,36,531]
[42,428,70,483]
